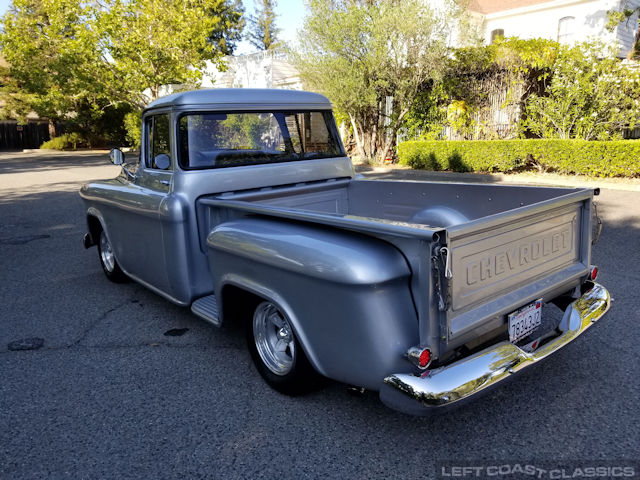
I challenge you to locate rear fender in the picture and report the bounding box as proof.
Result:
[206,217,419,389]
[218,274,325,374]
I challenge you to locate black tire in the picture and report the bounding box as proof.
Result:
[246,301,319,395]
[97,228,128,283]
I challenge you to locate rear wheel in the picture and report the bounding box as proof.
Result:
[97,229,127,283]
[246,301,318,395]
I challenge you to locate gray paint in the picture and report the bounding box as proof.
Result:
[145,88,333,111]
[202,179,594,355]
[205,218,417,389]
[207,218,410,285]
[80,88,605,406]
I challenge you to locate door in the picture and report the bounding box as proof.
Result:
[102,112,174,293]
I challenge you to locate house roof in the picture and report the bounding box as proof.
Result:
[145,88,331,112]
[468,0,559,14]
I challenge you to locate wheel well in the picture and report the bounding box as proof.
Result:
[87,215,102,245]
[221,285,263,324]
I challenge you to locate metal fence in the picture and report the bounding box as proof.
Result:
[624,127,640,139]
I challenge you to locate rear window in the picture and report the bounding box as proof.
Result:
[178,111,344,169]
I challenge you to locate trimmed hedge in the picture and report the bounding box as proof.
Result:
[398,139,640,178]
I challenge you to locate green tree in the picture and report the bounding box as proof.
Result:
[206,0,245,55]
[0,0,244,143]
[523,43,640,140]
[247,0,280,51]
[293,0,465,163]
[0,0,99,132]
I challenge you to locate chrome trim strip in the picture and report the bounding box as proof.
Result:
[380,282,610,415]
[123,270,190,307]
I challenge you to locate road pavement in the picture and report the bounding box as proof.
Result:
[1,151,638,479]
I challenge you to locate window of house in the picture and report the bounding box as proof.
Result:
[490,29,504,44]
[146,114,171,170]
[557,16,575,44]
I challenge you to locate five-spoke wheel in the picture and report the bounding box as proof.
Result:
[246,301,318,395]
[253,302,296,375]
[97,229,127,283]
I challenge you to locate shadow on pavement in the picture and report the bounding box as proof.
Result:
[0,150,120,174]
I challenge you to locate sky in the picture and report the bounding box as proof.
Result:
[237,0,307,54]
[0,0,307,56]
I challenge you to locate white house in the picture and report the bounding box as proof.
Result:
[202,50,302,90]
[468,0,640,57]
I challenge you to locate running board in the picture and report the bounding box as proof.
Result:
[191,294,220,326]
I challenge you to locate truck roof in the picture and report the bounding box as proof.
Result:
[145,88,333,111]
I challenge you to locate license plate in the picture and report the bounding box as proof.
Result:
[508,299,542,343]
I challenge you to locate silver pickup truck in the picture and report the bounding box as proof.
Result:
[80,89,610,415]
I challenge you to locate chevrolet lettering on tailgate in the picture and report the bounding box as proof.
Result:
[450,207,580,313]
[466,226,573,286]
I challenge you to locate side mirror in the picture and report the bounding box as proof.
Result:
[154,153,171,170]
[109,148,125,166]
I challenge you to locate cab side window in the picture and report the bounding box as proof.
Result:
[147,114,171,170]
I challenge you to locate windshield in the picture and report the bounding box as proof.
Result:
[178,110,344,169]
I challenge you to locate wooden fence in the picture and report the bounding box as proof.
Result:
[0,121,50,150]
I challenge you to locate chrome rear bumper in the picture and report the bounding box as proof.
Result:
[379,282,610,416]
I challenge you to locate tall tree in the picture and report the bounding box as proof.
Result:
[206,0,246,56]
[0,0,244,133]
[293,0,465,163]
[247,0,280,51]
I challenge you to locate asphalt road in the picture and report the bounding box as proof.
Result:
[1,151,638,479]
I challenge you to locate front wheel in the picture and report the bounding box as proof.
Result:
[97,229,128,283]
[246,301,318,395]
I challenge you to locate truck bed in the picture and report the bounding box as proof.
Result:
[200,178,595,359]
[205,178,587,226]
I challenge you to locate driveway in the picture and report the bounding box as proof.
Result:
[1,151,638,479]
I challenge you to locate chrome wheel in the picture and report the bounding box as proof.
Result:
[99,230,116,273]
[253,302,296,376]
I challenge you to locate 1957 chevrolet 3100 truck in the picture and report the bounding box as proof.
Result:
[80,89,610,415]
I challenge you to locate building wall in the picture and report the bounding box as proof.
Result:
[477,0,639,57]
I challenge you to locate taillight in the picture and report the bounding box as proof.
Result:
[589,265,598,281]
[407,346,432,370]
[419,349,431,367]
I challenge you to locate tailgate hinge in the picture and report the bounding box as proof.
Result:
[432,246,452,311]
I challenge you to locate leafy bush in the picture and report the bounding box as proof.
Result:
[523,43,640,140]
[40,133,86,150]
[398,139,640,177]
[124,111,142,149]
[402,37,560,141]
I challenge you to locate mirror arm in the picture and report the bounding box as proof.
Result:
[121,164,135,179]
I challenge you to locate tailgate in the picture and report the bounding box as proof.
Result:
[444,190,593,343]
